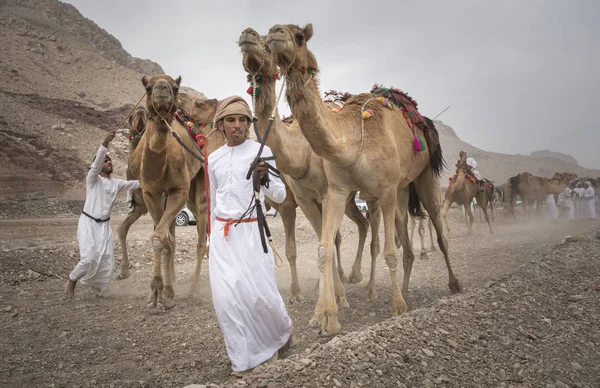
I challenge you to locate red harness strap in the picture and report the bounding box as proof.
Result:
[215,217,258,240]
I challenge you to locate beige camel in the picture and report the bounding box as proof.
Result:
[239,28,373,305]
[441,153,493,236]
[128,74,219,309]
[117,90,223,296]
[266,23,462,336]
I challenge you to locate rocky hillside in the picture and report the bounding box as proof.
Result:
[0,0,165,216]
[530,150,579,167]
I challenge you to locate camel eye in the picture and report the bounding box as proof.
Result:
[172,86,179,94]
[146,85,152,93]
[295,34,305,44]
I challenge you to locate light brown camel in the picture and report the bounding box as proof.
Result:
[117,90,223,297]
[508,172,577,217]
[266,23,462,336]
[128,74,219,309]
[239,28,371,305]
[441,152,493,236]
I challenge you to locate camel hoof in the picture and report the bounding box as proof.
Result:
[319,322,342,337]
[309,318,321,330]
[162,298,175,310]
[116,271,130,280]
[347,271,363,284]
[419,251,429,261]
[147,301,156,308]
[288,293,304,304]
[366,286,378,300]
[338,297,350,309]
[338,272,349,284]
[392,302,408,316]
[449,278,463,294]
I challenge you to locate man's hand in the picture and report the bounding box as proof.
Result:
[103,129,117,147]
[256,161,266,181]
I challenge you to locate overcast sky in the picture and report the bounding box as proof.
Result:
[64,0,600,168]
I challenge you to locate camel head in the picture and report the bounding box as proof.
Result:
[142,74,182,119]
[239,28,276,76]
[266,23,315,73]
[128,106,147,138]
[177,90,218,128]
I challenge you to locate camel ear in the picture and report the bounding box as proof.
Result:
[175,76,182,87]
[304,23,313,42]
[142,75,150,87]
[204,98,218,107]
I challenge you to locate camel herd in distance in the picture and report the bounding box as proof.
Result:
[114,23,595,336]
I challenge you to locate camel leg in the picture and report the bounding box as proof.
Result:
[145,189,187,310]
[365,200,381,299]
[428,217,436,252]
[278,199,303,303]
[310,188,350,336]
[395,187,416,304]
[441,199,452,235]
[465,200,475,237]
[188,175,208,297]
[409,215,416,242]
[334,231,347,283]
[477,193,494,235]
[346,197,369,284]
[413,171,462,294]
[381,187,407,315]
[300,198,349,309]
[417,216,428,260]
[116,191,146,280]
[168,218,176,285]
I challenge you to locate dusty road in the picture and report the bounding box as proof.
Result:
[0,210,599,387]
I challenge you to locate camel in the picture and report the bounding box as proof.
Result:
[441,152,493,236]
[507,172,577,217]
[128,74,220,309]
[239,28,371,304]
[266,23,462,336]
[117,90,223,297]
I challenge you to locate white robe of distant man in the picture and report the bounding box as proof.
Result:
[582,184,597,220]
[545,193,558,220]
[69,145,140,292]
[557,187,574,222]
[466,157,482,181]
[573,186,585,219]
[208,139,292,372]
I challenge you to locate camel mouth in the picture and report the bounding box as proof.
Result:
[239,39,258,52]
[267,38,286,53]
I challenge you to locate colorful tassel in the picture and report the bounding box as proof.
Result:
[246,85,253,95]
[376,96,385,103]
[413,135,422,152]
[418,135,427,151]
[362,109,373,119]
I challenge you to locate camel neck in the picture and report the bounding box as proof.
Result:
[285,69,355,167]
[252,74,312,179]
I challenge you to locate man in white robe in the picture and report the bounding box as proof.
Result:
[582,181,597,220]
[573,182,585,220]
[207,96,292,377]
[558,187,574,222]
[65,129,140,298]
[545,193,559,220]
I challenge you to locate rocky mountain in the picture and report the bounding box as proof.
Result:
[0,0,166,216]
[530,150,579,166]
